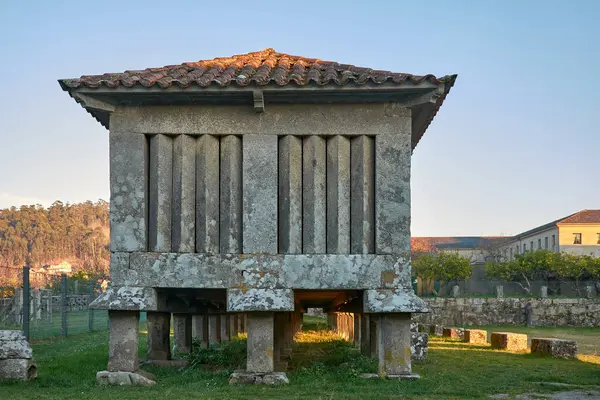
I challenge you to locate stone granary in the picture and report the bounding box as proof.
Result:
[59,48,456,383]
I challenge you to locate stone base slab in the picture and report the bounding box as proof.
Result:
[491,332,528,351]
[464,329,488,344]
[442,327,464,340]
[359,373,421,380]
[96,370,156,386]
[531,338,577,359]
[0,358,37,381]
[229,370,289,385]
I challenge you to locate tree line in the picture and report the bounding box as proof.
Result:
[412,249,600,296]
[0,200,110,281]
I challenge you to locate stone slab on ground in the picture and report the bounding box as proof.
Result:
[359,373,420,380]
[464,329,488,345]
[0,359,37,381]
[0,339,33,359]
[491,332,528,351]
[442,327,464,340]
[229,370,289,385]
[531,338,578,359]
[96,370,156,386]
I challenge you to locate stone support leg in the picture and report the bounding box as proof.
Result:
[246,312,275,373]
[230,313,239,338]
[147,312,171,361]
[273,313,287,371]
[192,314,208,349]
[354,313,361,347]
[361,313,371,356]
[377,313,418,379]
[208,315,220,345]
[220,314,230,342]
[107,310,140,372]
[173,314,192,354]
[369,316,378,358]
[282,312,293,359]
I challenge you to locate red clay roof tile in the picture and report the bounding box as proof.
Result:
[60,48,454,90]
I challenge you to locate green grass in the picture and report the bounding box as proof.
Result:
[1,319,599,399]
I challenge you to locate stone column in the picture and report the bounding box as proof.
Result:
[107,310,140,372]
[369,316,378,358]
[282,312,293,359]
[220,314,230,342]
[377,313,418,379]
[353,313,361,347]
[230,313,239,338]
[273,313,287,371]
[147,312,171,361]
[360,313,370,355]
[246,313,275,373]
[173,314,192,354]
[208,315,220,345]
[192,314,208,349]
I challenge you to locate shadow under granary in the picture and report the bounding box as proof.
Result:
[59,48,456,384]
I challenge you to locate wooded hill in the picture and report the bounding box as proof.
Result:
[0,200,110,276]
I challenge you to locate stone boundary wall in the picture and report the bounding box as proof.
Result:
[413,297,600,327]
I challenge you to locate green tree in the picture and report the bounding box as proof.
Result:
[413,251,472,296]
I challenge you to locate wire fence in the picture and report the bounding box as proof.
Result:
[0,266,111,340]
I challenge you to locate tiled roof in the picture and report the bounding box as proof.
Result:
[411,237,511,252]
[558,210,600,224]
[60,48,455,90]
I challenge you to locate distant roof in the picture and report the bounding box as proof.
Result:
[558,210,600,224]
[59,48,456,149]
[412,236,510,251]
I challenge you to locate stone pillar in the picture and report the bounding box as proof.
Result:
[452,285,460,298]
[273,313,287,371]
[220,314,230,342]
[192,314,208,349]
[378,313,417,379]
[173,314,192,354]
[360,313,371,356]
[208,315,220,345]
[282,312,293,359]
[246,313,274,373]
[230,313,239,338]
[585,285,595,299]
[107,310,140,372]
[147,312,171,361]
[354,313,361,347]
[541,286,548,298]
[240,314,246,334]
[496,285,504,298]
[369,316,378,358]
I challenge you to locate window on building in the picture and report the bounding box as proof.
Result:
[510,247,513,259]
[545,237,548,249]
[552,235,556,250]
[530,241,534,251]
[516,245,519,254]
[597,233,600,244]
[538,239,541,249]
[573,233,582,245]
[523,243,527,252]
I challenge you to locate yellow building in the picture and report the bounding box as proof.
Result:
[500,210,600,259]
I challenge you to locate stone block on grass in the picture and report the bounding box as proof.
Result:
[442,327,463,340]
[531,338,577,359]
[464,329,487,345]
[490,332,528,351]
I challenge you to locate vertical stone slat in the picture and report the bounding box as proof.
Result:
[243,135,277,253]
[302,136,326,254]
[326,136,350,254]
[195,135,220,254]
[278,136,302,254]
[149,134,173,252]
[172,135,196,252]
[220,135,243,254]
[350,135,375,254]
[375,133,411,254]
[109,134,148,252]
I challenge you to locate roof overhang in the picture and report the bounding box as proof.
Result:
[60,76,456,150]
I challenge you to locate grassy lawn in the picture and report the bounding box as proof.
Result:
[1,317,599,399]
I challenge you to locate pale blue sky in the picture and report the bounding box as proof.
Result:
[1,0,598,236]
